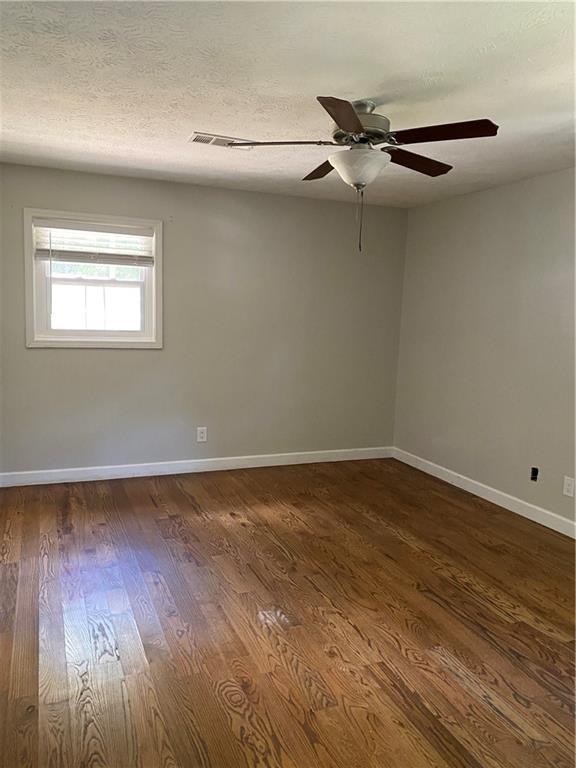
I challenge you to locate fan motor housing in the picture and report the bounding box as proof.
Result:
[332,100,391,145]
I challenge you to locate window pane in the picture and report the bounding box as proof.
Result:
[50,283,142,331]
[51,261,111,279]
[86,285,106,329]
[113,264,142,281]
[103,285,141,330]
[51,284,86,329]
[50,261,143,281]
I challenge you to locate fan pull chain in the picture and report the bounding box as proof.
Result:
[355,187,365,252]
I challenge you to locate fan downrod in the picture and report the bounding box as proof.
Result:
[352,99,377,115]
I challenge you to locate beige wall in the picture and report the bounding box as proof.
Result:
[395,168,575,520]
[0,164,407,471]
[0,165,3,472]
[1,163,574,523]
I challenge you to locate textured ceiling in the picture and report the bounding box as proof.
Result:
[1,1,574,207]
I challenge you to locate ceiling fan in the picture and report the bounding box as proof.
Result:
[225,96,498,250]
[227,96,499,190]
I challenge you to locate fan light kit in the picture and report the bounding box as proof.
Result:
[328,144,391,189]
[199,96,499,249]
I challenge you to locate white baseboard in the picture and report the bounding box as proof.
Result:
[0,446,393,488]
[1,445,572,539]
[392,447,575,539]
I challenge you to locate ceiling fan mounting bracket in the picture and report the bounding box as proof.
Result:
[352,99,377,115]
[332,110,391,145]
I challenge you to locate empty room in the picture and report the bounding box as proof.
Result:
[0,2,574,767]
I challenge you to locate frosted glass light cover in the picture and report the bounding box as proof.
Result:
[328,145,391,188]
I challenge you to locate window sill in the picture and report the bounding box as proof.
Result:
[26,337,163,349]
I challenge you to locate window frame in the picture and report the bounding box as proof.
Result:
[24,208,163,349]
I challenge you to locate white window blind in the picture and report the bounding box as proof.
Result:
[33,219,155,267]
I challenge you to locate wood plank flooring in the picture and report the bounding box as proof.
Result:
[0,458,573,767]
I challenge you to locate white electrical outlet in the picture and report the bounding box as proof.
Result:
[196,426,207,443]
[562,476,574,498]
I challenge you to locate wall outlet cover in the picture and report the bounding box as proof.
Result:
[563,476,574,498]
[196,427,207,443]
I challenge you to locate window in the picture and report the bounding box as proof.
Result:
[25,209,162,348]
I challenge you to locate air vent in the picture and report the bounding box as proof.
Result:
[189,132,253,150]
[191,133,213,145]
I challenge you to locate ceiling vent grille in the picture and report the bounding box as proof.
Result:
[189,132,253,150]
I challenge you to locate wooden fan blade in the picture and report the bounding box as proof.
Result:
[384,148,453,176]
[317,96,364,134]
[389,119,498,145]
[303,160,334,181]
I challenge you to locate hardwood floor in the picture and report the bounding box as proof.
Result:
[0,458,573,768]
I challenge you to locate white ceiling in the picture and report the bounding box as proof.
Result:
[1,2,574,207]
